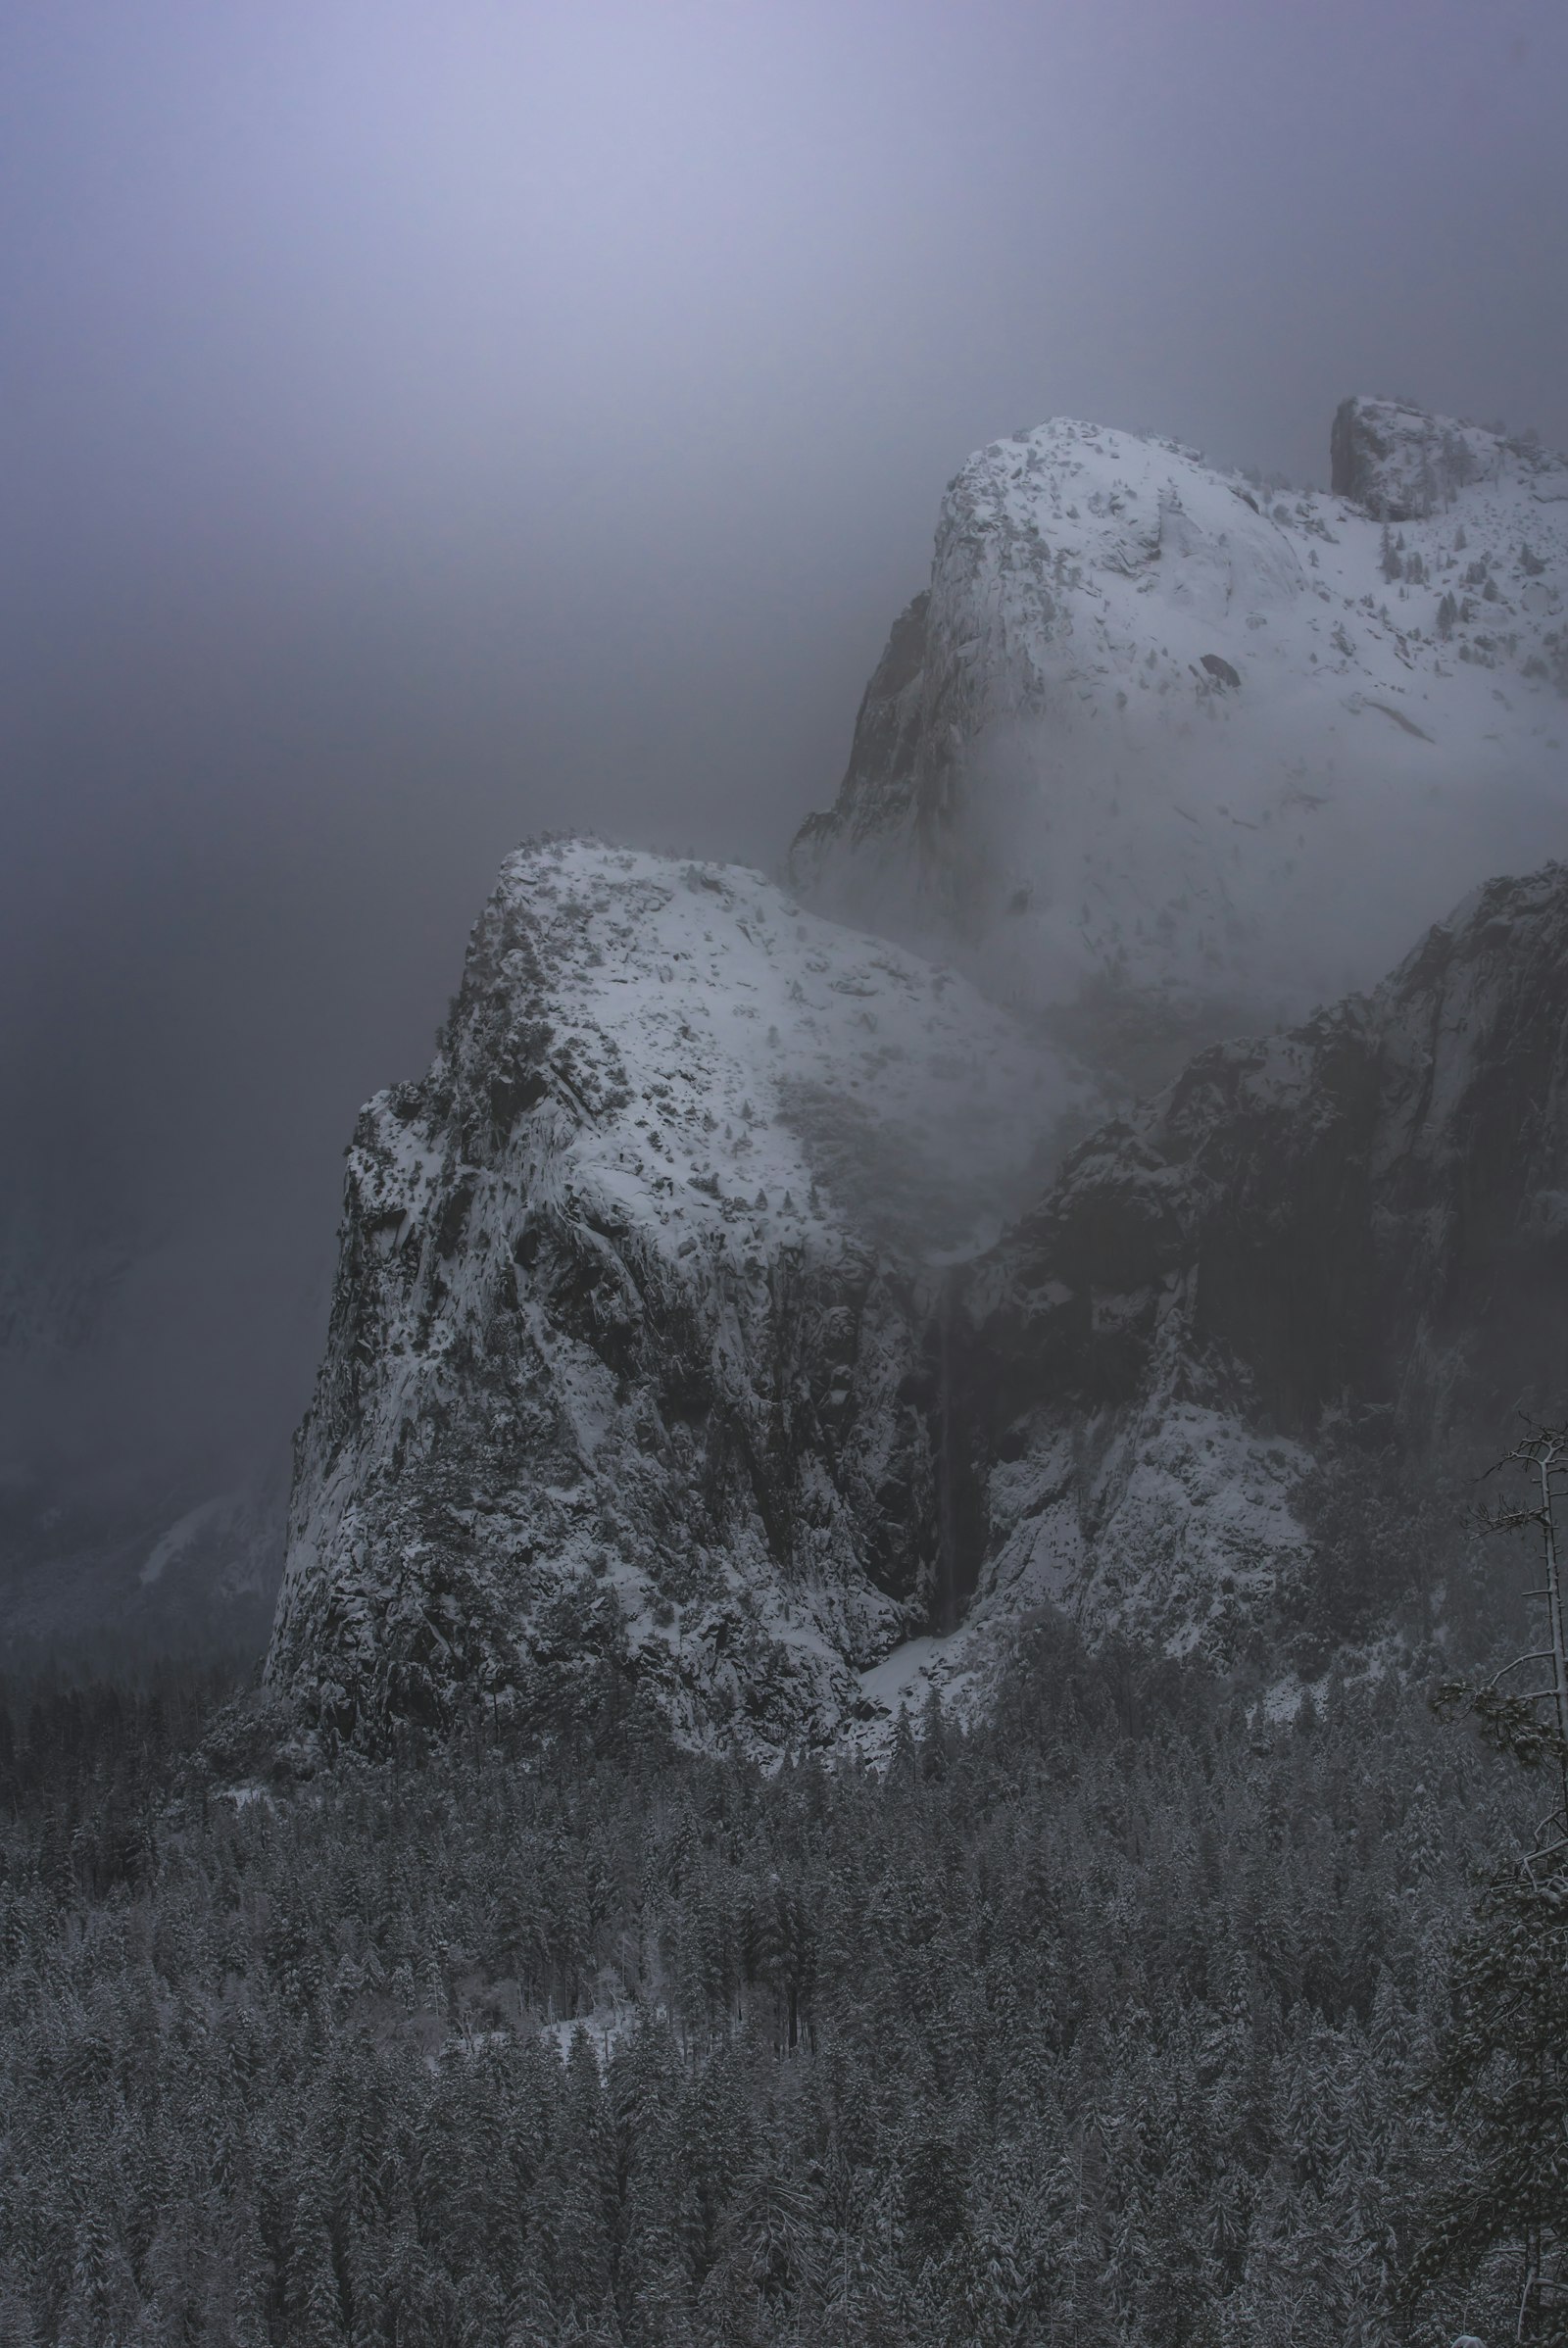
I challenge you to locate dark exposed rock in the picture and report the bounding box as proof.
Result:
[961,864,1568,1658]
[791,592,930,873]
[1329,395,1387,512]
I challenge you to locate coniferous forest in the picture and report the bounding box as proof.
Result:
[3,1576,1564,2348]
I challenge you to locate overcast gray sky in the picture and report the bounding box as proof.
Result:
[4,0,1567,1494]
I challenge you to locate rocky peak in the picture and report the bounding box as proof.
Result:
[266,840,1077,1757]
[792,403,1568,1084]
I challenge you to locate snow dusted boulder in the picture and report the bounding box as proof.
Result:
[793,404,1568,1082]
[959,864,1568,1664]
[266,840,1077,1755]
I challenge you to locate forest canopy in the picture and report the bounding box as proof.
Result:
[0,1609,1548,2347]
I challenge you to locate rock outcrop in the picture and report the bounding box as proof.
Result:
[1330,393,1568,521]
[265,407,1568,1750]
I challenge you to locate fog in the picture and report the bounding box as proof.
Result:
[4,0,1568,1505]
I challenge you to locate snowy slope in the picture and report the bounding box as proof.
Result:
[268,840,1080,1755]
[793,398,1568,1073]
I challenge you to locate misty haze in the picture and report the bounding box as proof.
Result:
[4,3,1568,2341]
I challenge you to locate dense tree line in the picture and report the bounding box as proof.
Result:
[0,1620,1549,2345]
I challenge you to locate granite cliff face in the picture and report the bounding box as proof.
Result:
[959,863,1568,1665]
[792,400,1568,1077]
[269,838,1568,1749]
[267,840,1076,1754]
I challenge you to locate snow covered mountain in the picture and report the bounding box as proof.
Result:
[265,395,1568,1754]
[269,844,1568,1751]
[792,396,1568,1081]
[0,1473,283,1669]
[0,1183,289,1663]
[267,840,1080,1753]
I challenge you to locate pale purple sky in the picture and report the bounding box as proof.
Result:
[4,0,1566,1490]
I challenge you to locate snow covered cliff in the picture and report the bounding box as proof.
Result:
[267,394,1568,1753]
[792,398,1568,1079]
[270,826,1568,1751]
[267,840,1077,1753]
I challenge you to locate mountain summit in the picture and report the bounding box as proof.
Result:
[792,399,1568,1083]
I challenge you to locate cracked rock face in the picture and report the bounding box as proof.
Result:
[266,840,1076,1755]
[792,403,1568,1083]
